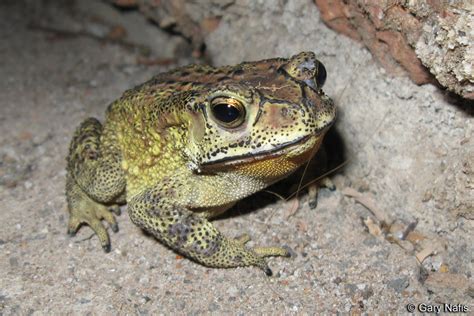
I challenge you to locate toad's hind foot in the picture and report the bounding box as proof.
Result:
[66,177,120,252]
[253,245,290,258]
[308,176,336,209]
[235,233,290,259]
[235,235,291,276]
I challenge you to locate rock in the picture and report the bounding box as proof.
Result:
[314,0,473,99]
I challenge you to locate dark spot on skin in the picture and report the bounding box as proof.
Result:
[217,76,231,82]
[232,69,244,76]
[168,223,190,245]
[202,239,220,256]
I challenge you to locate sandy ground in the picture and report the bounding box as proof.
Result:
[0,1,472,314]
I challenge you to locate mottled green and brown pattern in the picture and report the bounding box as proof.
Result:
[66,52,336,275]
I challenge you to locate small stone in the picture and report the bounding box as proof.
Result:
[208,302,219,312]
[142,295,151,303]
[139,276,149,284]
[226,286,238,296]
[439,263,449,273]
[9,257,19,267]
[388,277,409,293]
[176,300,186,310]
[357,284,366,290]
[422,190,433,202]
[345,283,358,295]
[467,286,474,298]
[362,286,374,299]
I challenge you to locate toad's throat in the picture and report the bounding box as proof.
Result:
[199,134,320,172]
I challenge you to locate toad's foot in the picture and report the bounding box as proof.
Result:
[308,176,336,209]
[66,177,120,252]
[234,234,291,276]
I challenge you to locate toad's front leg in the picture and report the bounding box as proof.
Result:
[127,187,290,275]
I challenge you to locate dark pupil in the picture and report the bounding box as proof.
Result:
[212,103,240,123]
[315,62,327,87]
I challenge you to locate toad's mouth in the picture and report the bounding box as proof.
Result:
[199,134,322,172]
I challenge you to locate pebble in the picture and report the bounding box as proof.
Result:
[388,277,409,293]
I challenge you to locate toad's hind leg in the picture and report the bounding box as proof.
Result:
[66,118,125,251]
[128,190,290,275]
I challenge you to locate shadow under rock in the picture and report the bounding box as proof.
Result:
[441,91,474,116]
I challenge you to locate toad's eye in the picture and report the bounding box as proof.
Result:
[210,97,246,128]
[315,62,327,87]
